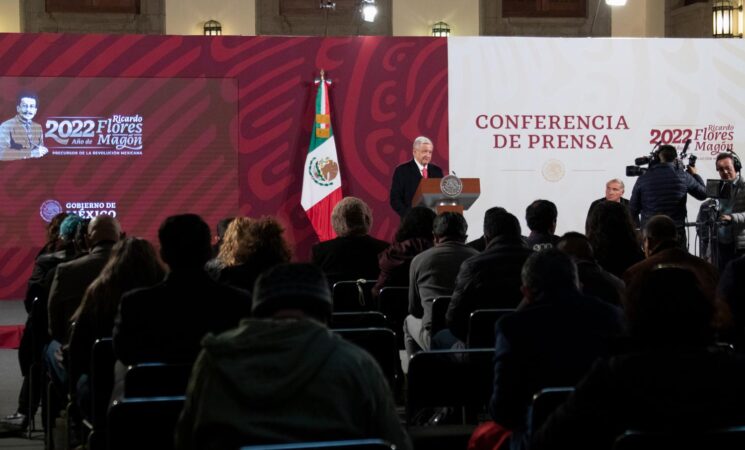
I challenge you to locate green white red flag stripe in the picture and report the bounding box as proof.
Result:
[301,74,342,241]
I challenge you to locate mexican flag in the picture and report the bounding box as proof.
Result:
[301,74,343,242]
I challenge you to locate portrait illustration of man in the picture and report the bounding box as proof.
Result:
[0,92,49,161]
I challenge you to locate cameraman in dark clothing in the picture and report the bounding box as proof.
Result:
[629,145,707,247]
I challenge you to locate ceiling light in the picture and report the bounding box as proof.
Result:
[361,0,377,23]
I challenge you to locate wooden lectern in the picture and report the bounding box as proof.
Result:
[411,178,481,215]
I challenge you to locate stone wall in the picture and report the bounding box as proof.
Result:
[22,0,164,34]
[480,0,611,37]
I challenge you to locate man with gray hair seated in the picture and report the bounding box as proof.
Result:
[390,136,444,217]
[311,196,389,286]
[586,178,629,224]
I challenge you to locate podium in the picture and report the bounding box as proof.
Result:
[412,177,480,215]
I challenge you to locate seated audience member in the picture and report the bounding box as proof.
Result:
[205,217,234,278]
[46,215,121,392]
[585,178,629,224]
[214,216,291,292]
[175,263,411,450]
[404,212,478,355]
[624,215,718,304]
[68,237,165,419]
[113,214,251,369]
[719,254,745,347]
[1,213,78,431]
[311,197,389,286]
[525,200,560,251]
[27,212,77,298]
[586,200,644,277]
[372,206,436,298]
[556,232,625,306]
[212,217,234,257]
[48,215,120,344]
[531,267,745,450]
[490,250,623,450]
[437,208,532,348]
[467,207,528,252]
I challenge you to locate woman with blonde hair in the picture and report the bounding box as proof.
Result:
[216,216,292,292]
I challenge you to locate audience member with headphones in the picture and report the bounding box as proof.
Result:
[714,150,745,268]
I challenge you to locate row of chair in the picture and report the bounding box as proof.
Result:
[233,426,745,450]
[331,304,515,350]
[240,439,395,450]
[81,325,398,450]
[82,328,745,450]
[78,338,193,450]
[334,282,519,352]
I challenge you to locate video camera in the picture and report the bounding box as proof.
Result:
[626,139,696,177]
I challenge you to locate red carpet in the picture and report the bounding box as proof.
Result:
[0,325,24,349]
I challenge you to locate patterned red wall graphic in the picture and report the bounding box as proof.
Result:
[0,34,448,300]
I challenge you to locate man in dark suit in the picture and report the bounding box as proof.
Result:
[586,178,629,222]
[624,214,718,306]
[525,199,560,251]
[0,92,49,161]
[47,216,120,344]
[44,215,120,403]
[490,249,623,450]
[113,214,251,369]
[441,208,532,347]
[389,136,444,217]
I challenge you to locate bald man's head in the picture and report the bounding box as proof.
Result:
[87,215,121,246]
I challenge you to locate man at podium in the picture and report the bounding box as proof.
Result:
[389,136,444,217]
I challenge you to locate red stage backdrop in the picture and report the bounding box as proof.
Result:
[0,34,448,300]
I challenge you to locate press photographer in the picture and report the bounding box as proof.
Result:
[698,152,745,270]
[628,143,707,249]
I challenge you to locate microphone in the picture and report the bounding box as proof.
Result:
[680,138,692,156]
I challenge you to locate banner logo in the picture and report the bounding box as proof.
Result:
[542,159,565,182]
[308,156,339,186]
[45,114,144,156]
[39,199,118,221]
[39,200,63,222]
[440,175,463,197]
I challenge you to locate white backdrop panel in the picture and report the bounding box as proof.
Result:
[448,37,745,246]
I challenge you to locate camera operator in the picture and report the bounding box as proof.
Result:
[713,152,745,269]
[629,144,707,248]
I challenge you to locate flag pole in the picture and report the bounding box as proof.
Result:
[302,69,343,242]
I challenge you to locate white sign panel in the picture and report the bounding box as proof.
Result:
[448,37,744,247]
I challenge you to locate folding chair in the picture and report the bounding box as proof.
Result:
[613,425,745,450]
[406,349,494,450]
[529,387,574,436]
[466,309,515,349]
[86,338,114,450]
[430,296,451,336]
[330,311,388,329]
[107,396,185,450]
[240,439,394,450]
[28,296,50,438]
[377,287,408,349]
[123,362,193,398]
[332,280,378,312]
[333,327,398,390]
